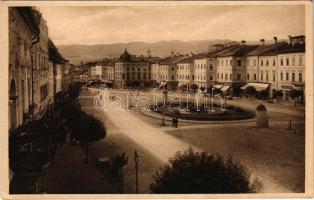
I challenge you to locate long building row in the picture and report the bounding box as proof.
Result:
[9,7,71,131]
[88,35,305,101]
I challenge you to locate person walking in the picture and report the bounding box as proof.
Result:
[175,117,178,128]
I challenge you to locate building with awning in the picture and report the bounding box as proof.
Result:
[221,85,230,92]
[213,85,224,90]
[241,82,270,92]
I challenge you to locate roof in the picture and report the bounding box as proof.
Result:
[246,42,287,56]
[215,45,259,57]
[116,49,161,63]
[119,49,132,61]
[177,56,198,64]
[247,42,305,56]
[159,55,189,65]
[48,39,68,63]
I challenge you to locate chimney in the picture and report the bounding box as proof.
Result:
[260,39,265,46]
[273,37,278,44]
[241,40,246,45]
[171,51,175,57]
[288,35,292,45]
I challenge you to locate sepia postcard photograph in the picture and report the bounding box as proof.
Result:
[0,1,313,199]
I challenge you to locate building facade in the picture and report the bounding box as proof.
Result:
[9,7,40,130]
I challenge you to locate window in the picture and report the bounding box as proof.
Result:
[210,76,213,80]
[292,57,295,65]
[230,74,232,80]
[281,72,283,80]
[237,60,241,67]
[217,73,219,79]
[266,74,269,81]
[247,74,250,80]
[261,60,263,66]
[230,60,233,66]
[299,73,303,82]
[261,73,263,81]
[286,58,289,66]
[273,59,276,66]
[286,73,289,81]
[209,65,213,70]
[225,73,228,80]
[40,84,48,102]
[237,74,241,80]
[254,74,257,80]
[266,60,269,66]
[280,58,283,66]
[273,74,276,82]
[221,74,223,79]
[299,56,303,65]
[172,67,174,71]
[292,73,295,81]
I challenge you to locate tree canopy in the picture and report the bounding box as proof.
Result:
[150,149,254,193]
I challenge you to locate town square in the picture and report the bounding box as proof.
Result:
[3,3,312,197]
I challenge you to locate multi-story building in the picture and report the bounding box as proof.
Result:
[48,39,68,96]
[31,8,53,118]
[276,37,305,101]
[215,42,258,96]
[176,57,194,91]
[112,49,159,88]
[157,54,188,89]
[242,36,305,100]
[9,7,39,130]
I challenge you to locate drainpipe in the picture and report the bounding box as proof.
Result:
[30,33,40,111]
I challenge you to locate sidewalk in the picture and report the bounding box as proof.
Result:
[43,141,116,194]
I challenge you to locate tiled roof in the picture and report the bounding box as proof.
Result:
[246,42,288,56]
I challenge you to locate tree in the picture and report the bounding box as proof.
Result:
[150,149,254,193]
[73,113,106,162]
[190,84,198,94]
[68,82,82,100]
[245,86,256,100]
[289,89,302,106]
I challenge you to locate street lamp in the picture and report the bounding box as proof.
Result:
[134,149,139,194]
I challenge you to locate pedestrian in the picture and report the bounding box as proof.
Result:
[175,117,178,128]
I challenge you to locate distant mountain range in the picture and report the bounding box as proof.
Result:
[57,39,287,65]
[57,39,231,65]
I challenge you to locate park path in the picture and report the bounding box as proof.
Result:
[85,88,294,193]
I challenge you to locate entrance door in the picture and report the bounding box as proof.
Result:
[9,80,17,130]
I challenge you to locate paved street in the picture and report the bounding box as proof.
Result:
[76,88,305,193]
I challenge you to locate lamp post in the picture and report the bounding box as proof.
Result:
[211,87,214,111]
[134,149,139,194]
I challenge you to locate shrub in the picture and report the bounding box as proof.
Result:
[150,149,254,193]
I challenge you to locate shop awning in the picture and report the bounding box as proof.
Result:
[213,85,224,89]
[221,85,230,92]
[241,83,270,92]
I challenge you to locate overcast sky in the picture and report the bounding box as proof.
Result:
[39,5,305,46]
